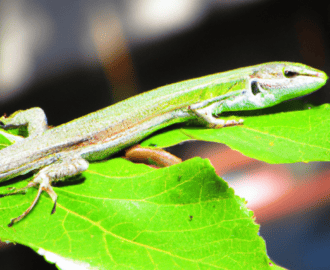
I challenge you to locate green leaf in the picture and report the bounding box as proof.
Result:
[0,102,311,269]
[0,158,278,269]
[0,126,26,150]
[142,104,330,163]
[0,134,12,150]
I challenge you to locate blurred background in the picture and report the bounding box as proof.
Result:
[0,0,329,269]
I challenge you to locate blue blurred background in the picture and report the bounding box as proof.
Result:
[0,0,329,269]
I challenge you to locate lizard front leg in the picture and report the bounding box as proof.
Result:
[191,101,244,128]
[2,155,89,227]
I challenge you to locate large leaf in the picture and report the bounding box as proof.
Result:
[0,158,281,269]
[141,104,330,163]
[1,102,315,269]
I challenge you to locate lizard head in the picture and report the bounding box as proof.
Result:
[216,62,327,114]
[250,62,328,103]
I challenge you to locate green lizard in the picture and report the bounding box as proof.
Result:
[0,62,327,226]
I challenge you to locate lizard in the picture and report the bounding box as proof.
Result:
[0,61,327,226]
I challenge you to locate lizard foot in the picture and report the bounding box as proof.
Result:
[4,155,88,227]
[6,176,57,227]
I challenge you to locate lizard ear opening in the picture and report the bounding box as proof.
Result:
[251,81,262,95]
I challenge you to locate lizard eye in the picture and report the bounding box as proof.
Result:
[284,70,299,78]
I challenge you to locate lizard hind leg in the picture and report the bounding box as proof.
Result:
[6,155,89,227]
[125,144,182,167]
[0,107,48,137]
